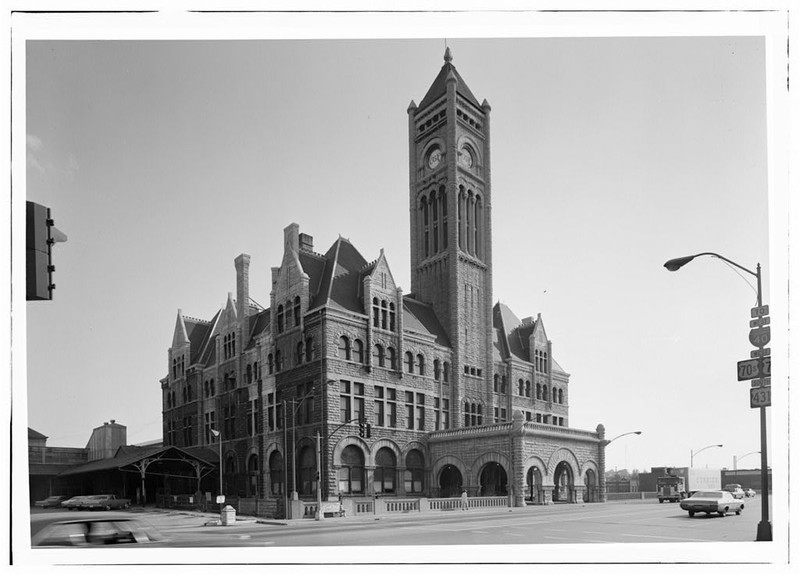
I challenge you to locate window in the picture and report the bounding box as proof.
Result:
[298,446,316,496]
[277,305,284,333]
[268,354,274,374]
[223,333,236,360]
[405,352,414,373]
[293,296,301,327]
[434,398,441,430]
[493,374,499,392]
[518,379,524,396]
[248,454,259,498]
[373,448,396,494]
[372,298,380,328]
[403,392,425,430]
[269,451,283,496]
[204,412,216,444]
[381,300,388,329]
[464,402,482,427]
[389,303,396,332]
[296,382,314,426]
[353,339,364,363]
[182,416,192,446]
[404,450,425,493]
[267,393,276,431]
[339,380,365,424]
[536,382,542,400]
[338,336,351,360]
[559,389,564,404]
[338,445,365,494]
[443,362,450,384]
[417,354,425,375]
[246,399,259,437]
[374,386,397,428]
[543,385,549,402]
[246,364,253,384]
[387,347,397,370]
[374,386,385,427]
[275,350,282,372]
[434,359,441,381]
[295,341,304,366]
[442,398,450,429]
[305,338,313,362]
[373,344,385,367]
[405,391,414,429]
[525,380,531,398]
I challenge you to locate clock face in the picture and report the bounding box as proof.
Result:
[458,148,473,168]
[427,149,442,169]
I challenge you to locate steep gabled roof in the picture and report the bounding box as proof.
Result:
[28,427,48,440]
[403,296,450,346]
[492,302,565,373]
[309,236,369,313]
[184,312,217,365]
[418,47,482,111]
[245,308,271,350]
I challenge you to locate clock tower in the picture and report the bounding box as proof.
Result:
[408,48,494,404]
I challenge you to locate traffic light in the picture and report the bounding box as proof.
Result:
[26,201,66,301]
[358,417,365,438]
[365,423,371,439]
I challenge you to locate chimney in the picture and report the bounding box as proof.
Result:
[299,233,314,252]
[284,223,300,253]
[235,254,251,319]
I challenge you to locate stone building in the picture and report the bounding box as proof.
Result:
[161,49,606,515]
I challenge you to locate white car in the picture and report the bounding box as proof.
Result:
[680,490,745,517]
[744,488,756,498]
[723,483,746,499]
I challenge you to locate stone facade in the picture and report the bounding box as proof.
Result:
[161,49,605,511]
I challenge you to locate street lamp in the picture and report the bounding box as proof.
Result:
[604,430,642,446]
[690,443,723,467]
[733,450,761,474]
[665,251,771,541]
[210,428,222,506]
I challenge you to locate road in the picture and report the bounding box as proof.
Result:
[30,497,768,548]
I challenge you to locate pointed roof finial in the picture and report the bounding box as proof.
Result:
[444,46,452,63]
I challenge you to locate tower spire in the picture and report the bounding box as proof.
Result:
[444,46,452,63]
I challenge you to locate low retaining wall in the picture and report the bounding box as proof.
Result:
[605,491,659,501]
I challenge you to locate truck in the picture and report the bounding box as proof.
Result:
[656,467,720,503]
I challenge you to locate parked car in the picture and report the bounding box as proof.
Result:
[32,517,164,547]
[34,496,67,508]
[61,496,91,510]
[81,494,131,511]
[723,483,746,499]
[745,488,757,498]
[680,490,745,517]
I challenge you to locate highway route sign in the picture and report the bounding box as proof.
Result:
[751,348,770,358]
[749,326,771,347]
[750,386,771,408]
[750,316,770,328]
[738,357,771,381]
[751,305,769,318]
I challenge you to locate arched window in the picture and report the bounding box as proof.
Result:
[372,298,380,328]
[500,375,506,393]
[374,344,385,367]
[293,296,301,327]
[204,381,209,397]
[405,352,414,373]
[493,374,499,392]
[431,189,439,253]
[389,303,396,332]
[277,305,285,333]
[525,380,531,398]
[253,361,259,381]
[416,354,425,376]
[305,338,313,363]
[246,364,253,384]
[471,403,477,426]
[536,382,542,400]
[477,404,483,425]
[387,347,397,370]
[443,362,450,383]
[338,336,351,360]
[269,451,284,496]
[421,196,429,258]
[296,341,304,365]
[298,446,316,497]
[381,300,388,329]
[440,186,448,250]
[248,454,259,498]
[373,448,396,494]
[268,354,274,374]
[434,359,441,381]
[559,389,564,404]
[543,385,549,402]
[518,379,524,396]
[353,339,364,363]
[338,445,365,494]
[404,450,425,494]
[209,380,214,396]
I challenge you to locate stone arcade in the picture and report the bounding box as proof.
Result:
[161,49,606,517]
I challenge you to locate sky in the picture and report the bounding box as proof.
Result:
[16,11,789,484]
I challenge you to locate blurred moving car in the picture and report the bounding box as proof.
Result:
[34,496,67,508]
[744,488,756,498]
[680,490,745,517]
[32,517,165,547]
[82,494,131,511]
[723,483,746,499]
[61,496,91,510]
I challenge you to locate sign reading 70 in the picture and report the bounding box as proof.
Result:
[737,356,771,381]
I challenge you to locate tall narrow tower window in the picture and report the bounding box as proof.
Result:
[421,197,429,258]
[441,187,448,249]
[431,190,439,253]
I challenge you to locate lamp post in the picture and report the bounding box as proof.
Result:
[665,251,771,541]
[602,431,641,500]
[690,443,723,468]
[210,428,222,506]
[734,451,761,481]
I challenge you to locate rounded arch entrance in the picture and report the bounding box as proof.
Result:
[583,468,598,502]
[477,462,508,497]
[438,464,463,498]
[526,466,544,504]
[553,461,575,503]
